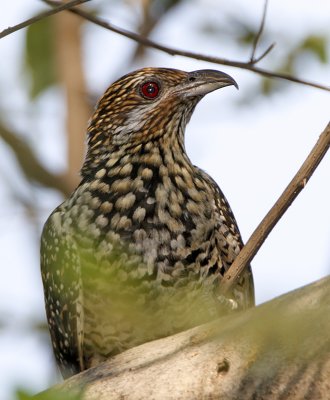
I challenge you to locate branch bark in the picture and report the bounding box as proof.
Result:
[39,275,330,399]
[0,0,89,39]
[0,123,72,196]
[43,0,330,92]
[250,0,269,62]
[220,122,330,295]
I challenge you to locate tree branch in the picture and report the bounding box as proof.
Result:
[250,0,269,63]
[220,122,330,296]
[38,275,330,399]
[250,42,276,64]
[0,0,89,39]
[43,0,330,92]
[0,123,72,196]
[53,8,91,191]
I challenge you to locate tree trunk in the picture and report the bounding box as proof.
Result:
[54,8,90,191]
[41,275,330,399]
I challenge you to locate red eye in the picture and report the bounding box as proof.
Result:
[141,81,160,99]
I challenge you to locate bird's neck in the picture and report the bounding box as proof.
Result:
[81,123,192,180]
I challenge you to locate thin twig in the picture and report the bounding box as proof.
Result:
[250,0,269,63]
[43,0,330,92]
[251,42,275,64]
[219,122,330,296]
[0,0,89,39]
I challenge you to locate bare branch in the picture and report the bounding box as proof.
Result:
[43,0,330,92]
[251,42,276,64]
[219,122,330,296]
[250,0,269,63]
[0,123,72,196]
[0,0,89,39]
[41,276,330,399]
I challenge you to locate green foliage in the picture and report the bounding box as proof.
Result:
[25,18,57,99]
[16,387,83,400]
[299,34,328,63]
[259,34,328,96]
[260,78,275,96]
[238,29,256,45]
[234,20,259,46]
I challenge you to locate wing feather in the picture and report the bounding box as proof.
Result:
[195,167,255,308]
[40,209,84,378]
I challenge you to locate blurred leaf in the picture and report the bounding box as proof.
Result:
[16,390,34,400]
[259,55,293,96]
[200,18,256,44]
[259,77,285,97]
[299,35,328,63]
[279,54,295,75]
[258,34,328,97]
[260,77,274,95]
[239,30,256,45]
[25,18,57,98]
[16,388,83,400]
[200,22,220,36]
[30,320,49,333]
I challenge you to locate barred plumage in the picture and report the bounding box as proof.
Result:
[40,67,254,378]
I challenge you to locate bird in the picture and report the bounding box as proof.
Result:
[40,67,254,379]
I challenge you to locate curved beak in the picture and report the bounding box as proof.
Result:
[180,69,238,97]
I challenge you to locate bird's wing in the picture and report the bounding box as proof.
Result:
[214,183,255,308]
[40,208,84,378]
[196,167,255,308]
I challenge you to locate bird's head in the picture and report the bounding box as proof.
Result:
[84,68,237,171]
